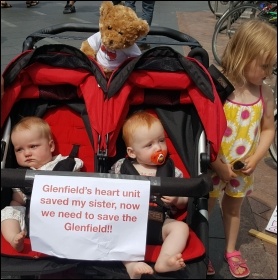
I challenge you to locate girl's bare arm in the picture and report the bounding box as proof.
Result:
[243,84,275,174]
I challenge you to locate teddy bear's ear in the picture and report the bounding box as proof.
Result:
[100,1,113,17]
[136,19,150,38]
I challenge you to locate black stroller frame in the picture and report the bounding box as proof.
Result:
[1,24,232,279]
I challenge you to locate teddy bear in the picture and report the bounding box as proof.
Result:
[80,1,149,79]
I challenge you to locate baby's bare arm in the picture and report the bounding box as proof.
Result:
[243,84,275,174]
[12,191,26,206]
[161,196,188,209]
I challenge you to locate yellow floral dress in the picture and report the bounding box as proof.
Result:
[210,88,264,198]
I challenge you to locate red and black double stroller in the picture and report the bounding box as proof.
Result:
[1,24,231,279]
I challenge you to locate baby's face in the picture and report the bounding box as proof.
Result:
[11,127,54,169]
[129,121,167,166]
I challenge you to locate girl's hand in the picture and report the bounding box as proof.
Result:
[211,157,237,182]
[216,163,237,182]
[241,156,257,176]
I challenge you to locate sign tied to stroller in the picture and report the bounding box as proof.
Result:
[30,175,150,261]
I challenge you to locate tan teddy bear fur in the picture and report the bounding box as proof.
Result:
[80,1,149,79]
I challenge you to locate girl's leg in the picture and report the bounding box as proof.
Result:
[1,219,25,252]
[123,261,153,279]
[154,219,188,273]
[221,193,247,274]
[221,193,243,252]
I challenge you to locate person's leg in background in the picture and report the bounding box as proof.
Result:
[125,1,155,51]
[138,1,155,50]
[63,1,76,14]
[142,1,155,28]
[26,1,39,8]
[124,1,136,12]
[112,1,124,5]
[1,1,12,8]
[124,1,155,26]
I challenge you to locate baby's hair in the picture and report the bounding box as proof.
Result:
[11,116,53,141]
[122,111,161,146]
[221,19,277,85]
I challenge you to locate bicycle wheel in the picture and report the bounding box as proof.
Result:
[208,1,230,17]
[214,1,245,31]
[269,109,277,163]
[212,3,262,65]
[208,1,216,15]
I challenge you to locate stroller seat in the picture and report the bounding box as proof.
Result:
[1,99,206,264]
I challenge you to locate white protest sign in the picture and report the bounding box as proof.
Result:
[29,175,150,261]
[265,205,277,234]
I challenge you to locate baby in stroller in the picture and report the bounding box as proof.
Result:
[111,111,189,278]
[1,116,83,252]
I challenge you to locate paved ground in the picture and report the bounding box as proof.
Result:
[1,1,277,279]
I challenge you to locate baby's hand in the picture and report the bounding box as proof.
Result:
[161,196,178,205]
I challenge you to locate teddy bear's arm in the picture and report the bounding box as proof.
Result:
[80,32,102,58]
[80,40,97,58]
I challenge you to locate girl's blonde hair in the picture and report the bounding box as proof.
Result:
[221,19,277,85]
[11,116,53,140]
[122,111,161,147]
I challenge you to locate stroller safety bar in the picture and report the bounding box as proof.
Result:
[21,23,210,72]
[1,169,212,198]
[22,24,202,51]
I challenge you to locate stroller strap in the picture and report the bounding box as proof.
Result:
[120,157,175,177]
[52,144,80,171]
[120,157,182,245]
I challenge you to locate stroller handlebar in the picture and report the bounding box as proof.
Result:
[1,168,211,198]
[22,24,202,52]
